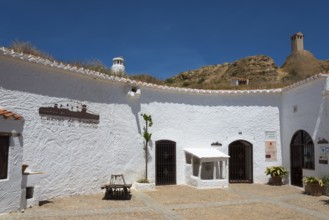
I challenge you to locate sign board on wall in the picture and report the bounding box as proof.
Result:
[265,141,277,161]
[39,102,100,128]
[265,131,277,161]
[319,155,328,164]
[265,131,277,140]
[319,146,329,164]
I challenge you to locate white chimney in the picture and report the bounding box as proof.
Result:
[111,56,125,74]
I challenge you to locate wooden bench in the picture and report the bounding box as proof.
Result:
[101,174,132,200]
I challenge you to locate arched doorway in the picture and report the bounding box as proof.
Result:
[155,140,176,186]
[229,140,253,183]
[290,130,314,187]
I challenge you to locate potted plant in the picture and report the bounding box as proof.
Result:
[321,174,329,196]
[265,166,288,186]
[303,176,324,196]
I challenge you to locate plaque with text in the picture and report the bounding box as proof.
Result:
[265,141,277,162]
[265,131,277,140]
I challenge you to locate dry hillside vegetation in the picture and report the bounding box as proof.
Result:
[281,50,329,80]
[165,52,329,90]
[10,41,54,61]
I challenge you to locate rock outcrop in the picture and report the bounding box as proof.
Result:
[164,52,329,89]
[165,55,280,89]
[225,55,278,80]
[281,50,322,78]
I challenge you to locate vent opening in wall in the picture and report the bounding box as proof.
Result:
[26,187,34,199]
[293,105,298,113]
[127,85,141,98]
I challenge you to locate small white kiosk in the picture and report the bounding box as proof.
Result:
[184,148,230,189]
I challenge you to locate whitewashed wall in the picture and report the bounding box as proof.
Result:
[140,87,282,184]
[281,77,329,181]
[0,53,283,212]
[0,55,146,202]
[0,118,24,213]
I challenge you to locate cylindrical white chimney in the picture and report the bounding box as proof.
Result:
[111,56,125,74]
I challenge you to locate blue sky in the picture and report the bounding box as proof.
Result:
[1,0,328,80]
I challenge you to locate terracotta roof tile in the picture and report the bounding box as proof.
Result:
[0,109,22,120]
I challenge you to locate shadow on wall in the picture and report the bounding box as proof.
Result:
[129,97,142,135]
[0,57,144,133]
[139,87,282,108]
[0,56,283,109]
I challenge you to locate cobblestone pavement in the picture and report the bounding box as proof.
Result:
[2,184,329,220]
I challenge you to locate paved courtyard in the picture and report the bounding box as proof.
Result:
[3,184,329,220]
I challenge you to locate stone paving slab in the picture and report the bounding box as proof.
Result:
[3,184,329,220]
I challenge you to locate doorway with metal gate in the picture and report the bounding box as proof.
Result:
[229,140,253,183]
[290,130,314,187]
[155,140,176,186]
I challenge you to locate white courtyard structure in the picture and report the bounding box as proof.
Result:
[184,148,230,188]
[0,45,329,213]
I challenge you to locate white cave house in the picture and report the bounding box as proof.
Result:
[0,47,329,213]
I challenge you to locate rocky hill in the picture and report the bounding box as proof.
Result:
[164,51,329,90]
[282,50,329,80]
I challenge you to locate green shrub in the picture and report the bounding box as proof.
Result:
[322,174,329,190]
[164,78,174,84]
[265,166,288,177]
[303,176,324,187]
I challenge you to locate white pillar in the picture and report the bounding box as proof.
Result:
[220,161,223,179]
[224,160,228,179]
[198,160,202,179]
[213,161,216,180]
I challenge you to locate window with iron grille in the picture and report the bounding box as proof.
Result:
[303,144,314,169]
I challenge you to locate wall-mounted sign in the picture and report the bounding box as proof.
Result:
[265,131,277,140]
[318,138,329,144]
[211,141,222,147]
[265,141,277,162]
[320,146,326,155]
[319,155,328,164]
[39,102,99,125]
[319,146,329,165]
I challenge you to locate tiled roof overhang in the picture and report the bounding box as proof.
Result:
[0,108,23,120]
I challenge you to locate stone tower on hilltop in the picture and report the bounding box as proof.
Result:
[291,32,304,53]
[283,32,323,77]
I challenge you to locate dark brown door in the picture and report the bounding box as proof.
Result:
[155,140,176,185]
[0,136,9,179]
[229,140,253,183]
[291,144,303,187]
